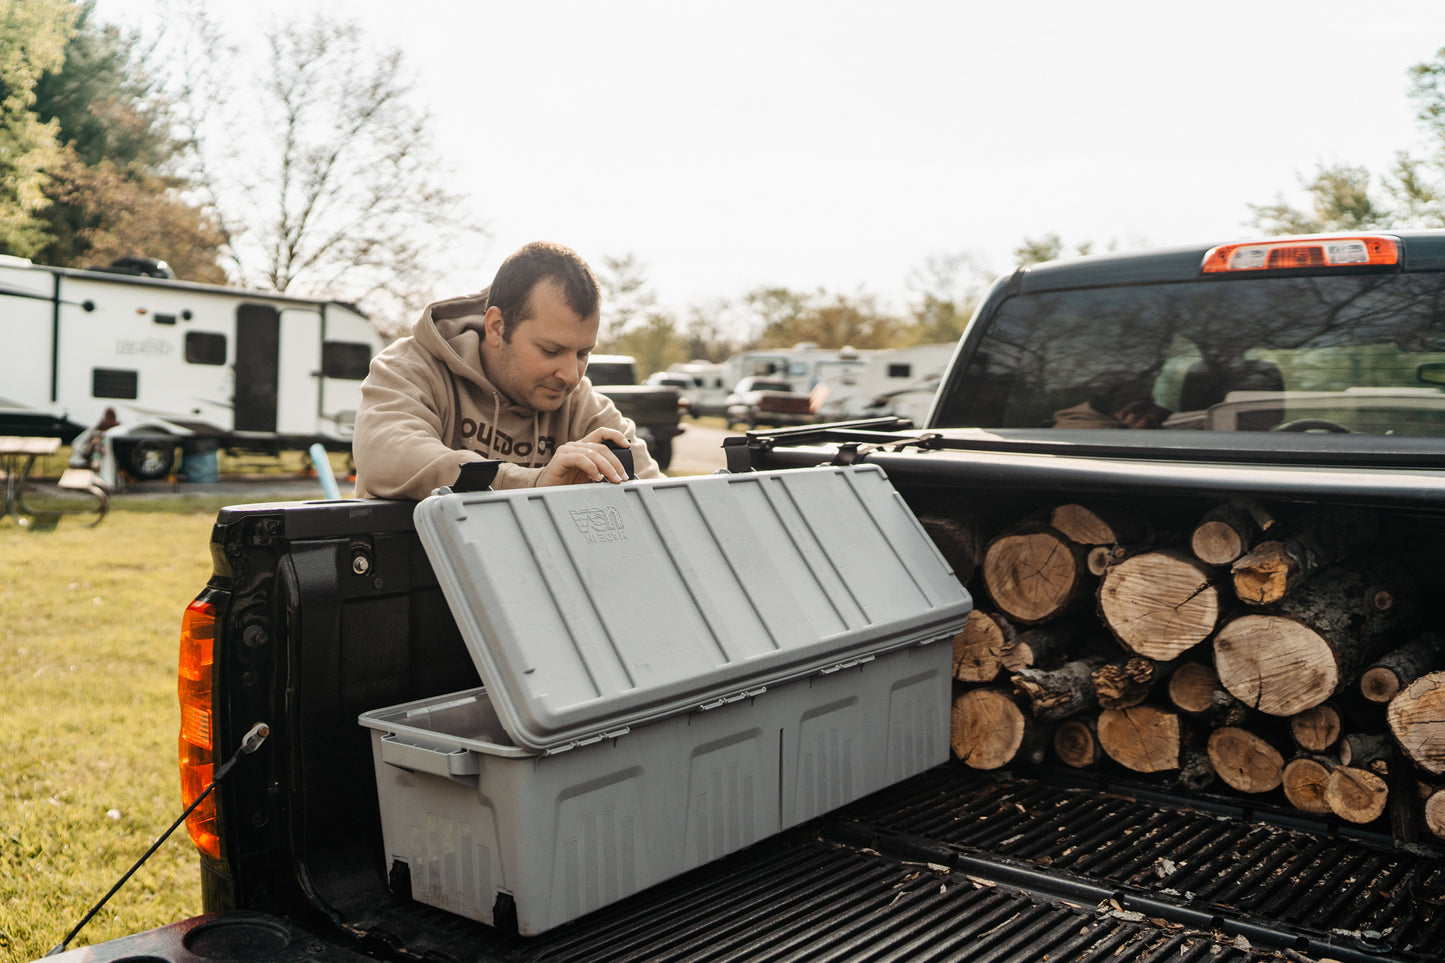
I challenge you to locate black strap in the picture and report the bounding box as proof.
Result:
[604,439,637,480]
[453,460,503,492]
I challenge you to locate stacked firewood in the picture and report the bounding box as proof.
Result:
[936,499,1445,842]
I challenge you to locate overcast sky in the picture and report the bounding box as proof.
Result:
[97,1,1445,319]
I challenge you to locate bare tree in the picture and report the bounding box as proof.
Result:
[166,9,484,331]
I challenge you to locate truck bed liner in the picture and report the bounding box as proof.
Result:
[330,766,1442,962]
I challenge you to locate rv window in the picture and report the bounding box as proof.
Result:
[92,368,138,400]
[322,341,372,380]
[154,313,177,326]
[185,332,227,365]
[887,363,912,378]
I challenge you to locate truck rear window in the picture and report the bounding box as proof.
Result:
[938,272,1445,436]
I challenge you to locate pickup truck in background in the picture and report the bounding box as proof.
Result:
[581,353,684,470]
[724,376,816,430]
[60,232,1445,962]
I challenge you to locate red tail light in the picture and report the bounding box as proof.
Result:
[178,597,220,859]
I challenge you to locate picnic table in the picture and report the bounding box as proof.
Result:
[0,435,107,527]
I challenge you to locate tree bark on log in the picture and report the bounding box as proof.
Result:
[1098,547,1226,660]
[1361,631,1443,704]
[1093,656,1178,711]
[1282,755,1336,814]
[1229,507,1378,606]
[951,686,1047,770]
[982,522,1095,624]
[1207,726,1285,794]
[1386,671,1445,777]
[998,621,1076,673]
[1190,499,1276,567]
[1213,563,1419,717]
[1338,732,1394,773]
[1289,702,1344,752]
[1325,765,1389,824]
[1013,656,1105,721]
[1054,717,1101,768]
[1097,705,1188,773]
[919,514,983,588]
[952,609,1014,683]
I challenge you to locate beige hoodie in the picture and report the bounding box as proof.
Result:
[353,289,660,499]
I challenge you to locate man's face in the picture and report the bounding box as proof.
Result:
[482,279,598,412]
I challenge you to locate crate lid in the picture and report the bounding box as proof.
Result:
[412,465,972,753]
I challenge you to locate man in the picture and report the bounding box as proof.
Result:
[353,242,661,499]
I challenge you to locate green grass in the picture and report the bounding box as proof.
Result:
[1,506,220,961]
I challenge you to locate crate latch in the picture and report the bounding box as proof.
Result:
[699,686,767,711]
[820,654,875,675]
[544,725,632,757]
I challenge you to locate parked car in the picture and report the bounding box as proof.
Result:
[724,377,814,429]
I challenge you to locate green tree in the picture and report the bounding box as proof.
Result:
[1248,46,1445,234]
[0,0,77,256]
[754,288,898,350]
[680,299,743,362]
[609,313,688,378]
[32,1,225,278]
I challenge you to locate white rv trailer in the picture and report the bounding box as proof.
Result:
[0,256,383,479]
[812,342,957,423]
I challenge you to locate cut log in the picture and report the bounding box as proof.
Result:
[1097,705,1187,773]
[1093,656,1176,711]
[1337,732,1394,773]
[1386,671,1445,776]
[1207,726,1285,794]
[1282,755,1336,814]
[951,686,1047,770]
[982,523,1094,624]
[1422,783,1445,841]
[952,610,1014,683]
[998,621,1076,673]
[1213,563,1419,717]
[1229,507,1378,606]
[1167,661,1227,714]
[1289,703,1344,752]
[919,514,983,587]
[1097,547,1225,660]
[1325,766,1389,824]
[1190,499,1276,566]
[1013,656,1105,721]
[1361,631,1443,704]
[1049,502,1151,547]
[1053,717,1101,768]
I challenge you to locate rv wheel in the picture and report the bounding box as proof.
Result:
[119,438,177,480]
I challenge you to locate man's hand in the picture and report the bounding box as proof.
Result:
[535,427,631,487]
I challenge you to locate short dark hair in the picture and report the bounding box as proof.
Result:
[488,242,600,341]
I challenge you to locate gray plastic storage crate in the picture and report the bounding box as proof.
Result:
[359,465,972,935]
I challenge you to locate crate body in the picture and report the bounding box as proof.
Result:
[359,466,971,935]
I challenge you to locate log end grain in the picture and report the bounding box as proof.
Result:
[1324,766,1389,824]
[1386,671,1445,777]
[1207,726,1285,794]
[1214,614,1339,717]
[1282,756,1335,814]
[1098,549,1221,661]
[952,688,1029,770]
[1097,705,1182,773]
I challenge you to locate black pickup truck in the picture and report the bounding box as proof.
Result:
[580,354,685,471]
[59,232,1445,962]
